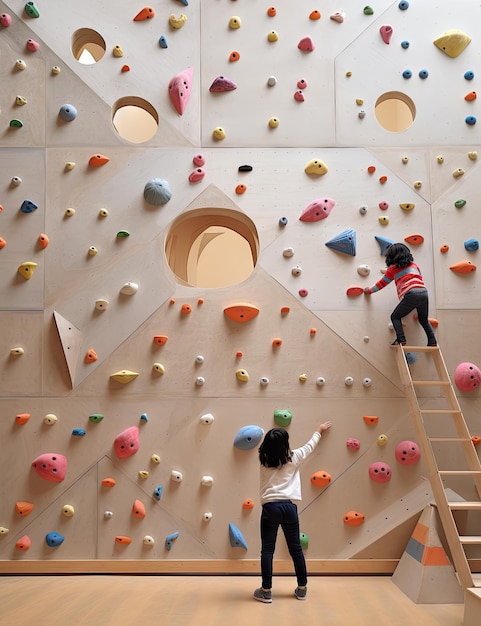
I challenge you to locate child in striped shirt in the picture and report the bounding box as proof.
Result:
[364,242,437,346]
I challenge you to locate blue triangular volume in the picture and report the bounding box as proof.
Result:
[375,235,394,255]
[229,522,248,550]
[325,228,356,256]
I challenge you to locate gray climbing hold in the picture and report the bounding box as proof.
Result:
[143,178,172,205]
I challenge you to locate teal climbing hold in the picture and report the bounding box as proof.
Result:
[273,409,292,427]
[229,522,248,550]
[325,229,357,256]
[24,2,39,18]
[375,235,394,255]
[165,531,179,550]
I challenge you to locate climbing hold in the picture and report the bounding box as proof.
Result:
[31,453,67,482]
[143,178,172,206]
[356,99,364,106]
[193,153,205,166]
[344,511,365,527]
[195,355,204,364]
[363,415,379,425]
[133,6,155,21]
[299,198,335,222]
[89,154,109,167]
[72,428,86,437]
[153,335,168,346]
[15,501,34,516]
[10,347,24,355]
[51,65,61,75]
[268,117,279,128]
[0,12,12,26]
[359,205,368,215]
[449,260,476,274]
[310,471,331,487]
[330,11,344,23]
[238,164,252,172]
[267,6,276,17]
[235,184,246,194]
[398,0,409,9]
[346,438,360,451]
[143,536,155,546]
[26,39,40,52]
[20,199,38,213]
[121,65,130,72]
[15,413,31,425]
[236,369,249,382]
[369,462,392,483]
[65,162,76,171]
[344,376,354,386]
[24,2,39,17]
[316,377,326,386]
[300,533,309,549]
[466,116,477,126]
[181,303,192,314]
[120,282,138,295]
[452,168,464,178]
[464,238,479,252]
[472,436,481,447]
[201,475,214,487]
[224,303,259,323]
[113,426,140,458]
[110,370,139,384]
[38,233,49,249]
[294,90,305,102]
[45,532,65,548]
[378,215,389,226]
[89,414,104,424]
[243,499,255,510]
[358,110,366,119]
[84,348,98,363]
[209,76,237,92]
[115,536,132,545]
[132,499,146,519]
[402,69,412,79]
[195,376,205,386]
[363,6,374,15]
[404,235,424,245]
[310,10,321,20]
[304,159,328,176]
[233,425,264,450]
[168,67,193,116]
[433,29,471,58]
[158,35,168,49]
[16,535,31,550]
[377,434,388,446]
[346,286,364,297]
[375,235,394,255]
[116,230,130,238]
[95,299,109,311]
[199,413,214,425]
[44,414,57,425]
[62,505,75,517]
[418,69,429,79]
[15,94,26,106]
[17,262,38,280]
[395,440,420,465]
[0,527,10,535]
[440,244,449,253]
[465,91,476,101]
[268,31,279,42]
[399,203,415,211]
[229,16,241,29]
[379,25,393,45]
[260,377,270,386]
[283,247,294,257]
[298,289,308,298]
[171,470,183,482]
[357,264,371,277]
[325,229,356,256]
[153,485,163,500]
[298,36,314,51]
[273,409,292,427]
[102,477,116,488]
[87,246,98,256]
[0,237,6,249]
[454,362,481,391]
[279,216,288,226]
[15,59,27,70]
[165,531,180,550]
[58,104,77,122]
[297,79,308,89]
[151,453,161,463]
[229,523,248,549]
[229,51,240,62]
[291,265,302,276]
[212,127,226,140]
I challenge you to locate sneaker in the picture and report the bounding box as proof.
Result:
[391,339,406,346]
[253,588,272,603]
[294,587,307,600]
[427,342,437,347]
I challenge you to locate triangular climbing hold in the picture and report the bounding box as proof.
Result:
[325,229,356,256]
[375,235,394,256]
[53,310,83,388]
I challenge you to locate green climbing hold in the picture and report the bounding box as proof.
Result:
[454,199,466,208]
[363,6,374,15]
[24,2,40,18]
[10,119,23,128]
[300,533,309,549]
[274,409,292,427]
[89,414,104,424]
[116,230,130,238]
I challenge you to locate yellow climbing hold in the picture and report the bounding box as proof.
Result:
[110,370,139,384]
[433,29,471,58]
[399,203,415,211]
[304,158,328,176]
[17,261,37,279]
[170,13,187,29]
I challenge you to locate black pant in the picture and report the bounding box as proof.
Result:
[391,288,436,345]
[260,501,307,590]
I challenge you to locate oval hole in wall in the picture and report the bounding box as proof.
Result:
[72,28,106,64]
[375,91,416,132]
[165,209,259,288]
[112,97,159,143]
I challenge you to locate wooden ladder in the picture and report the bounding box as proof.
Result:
[392,345,481,589]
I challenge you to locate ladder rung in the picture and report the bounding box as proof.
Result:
[429,438,473,442]
[398,345,439,352]
[439,471,481,475]
[460,536,481,545]
[448,502,481,510]
[412,380,451,386]
[421,410,462,415]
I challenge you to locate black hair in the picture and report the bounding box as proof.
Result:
[258,428,292,468]
[385,243,413,268]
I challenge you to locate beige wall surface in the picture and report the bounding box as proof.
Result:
[0,0,480,572]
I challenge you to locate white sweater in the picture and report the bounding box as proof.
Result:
[259,432,322,505]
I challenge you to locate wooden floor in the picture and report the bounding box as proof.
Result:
[0,575,464,626]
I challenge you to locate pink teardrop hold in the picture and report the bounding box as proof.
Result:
[0,13,13,27]
[379,25,393,45]
[31,453,67,482]
[189,168,205,182]
[299,198,335,222]
[26,38,40,52]
[168,67,194,115]
[298,36,315,52]
[113,426,140,459]
[294,90,305,102]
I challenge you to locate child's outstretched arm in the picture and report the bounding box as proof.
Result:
[317,421,332,433]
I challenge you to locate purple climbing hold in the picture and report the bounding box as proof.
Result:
[299,198,335,222]
[209,76,237,92]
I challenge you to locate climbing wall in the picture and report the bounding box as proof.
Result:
[1,0,481,572]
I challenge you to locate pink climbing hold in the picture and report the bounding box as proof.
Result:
[294,90,305,102]
[346,438,361,451]
[298,36,315,52]
[132,499,146,519]
[0,13,12,27]
[31,453,67,483]
[454,362,481,391]
[395,441,421,466]
[369,461,392,483]
[299,198,335,222]
[26,38,40,52]
[113,425,140,458]
[168,67,193,116]
[189,168,205,182]
[209,76,237,92]
[379,25,393,44]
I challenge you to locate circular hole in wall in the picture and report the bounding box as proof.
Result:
[72,28,106,64]
[165,208,259,288]
[112,97,159,143]
[375,92,416,132]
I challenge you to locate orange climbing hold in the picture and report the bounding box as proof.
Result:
[121,65,130,72]
[224,303,260,323]
[16,535,31,551]
[346,286,364,297]
[367,165,376,174]
[0,237,6,249]
[272,338,282,347]
[101,477,116,487]
[267,6,276,17]
[181,303,192,314]
[472,435,481,446]
[15,501,34,516]
[280,306,290,314]
[450,260,476,274]
[235,184,247,194]
[379,175,388,184]
[132,499,146,519]
[15,413,31,425]
[229,51,240,62]
[404,234,424,245]
[309,10,321,20]
[84,348,98,363]
[310,328,317,335]
[310,471,331,487]
[440,244,449,253]
[243,499,255,509]
[38,233,49,249]
[153,335,168,346]
[133,6,155,21]
[465,91,477,101]
[363,415,379,425]
[88,154,110,167]
[343,511,365,527]
[115,535,132,545]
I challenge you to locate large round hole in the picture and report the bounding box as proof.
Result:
[72,28,106,64]
[165,209,259,288]
[375,91,416,132]
[112,97,159,143]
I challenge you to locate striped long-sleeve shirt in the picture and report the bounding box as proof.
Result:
[367,262,426,300]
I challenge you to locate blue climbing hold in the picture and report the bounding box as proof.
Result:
[405,352,417,365]
[402,69,412,79]
[45,532,65,547]
[159,35,168,48]
[464,238,479,252]
[398,1,409,9]
[153,485,163,501]
[279,217,288,226]
[401,40,410,49]
[375,235,395,256]
[465,116,477,126]
[464,71,474,80]
[325,229,357,257]
[165,531,179,550]
[229,522,248,550]
[72,428,86,437]
[234,425,264,450]
[140,413,148,422]
[58,104,77,122]
[20,199,38,213]
[418,69,429,79]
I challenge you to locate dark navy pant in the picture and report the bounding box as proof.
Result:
[260,500,307,590]
[391,288,436,345]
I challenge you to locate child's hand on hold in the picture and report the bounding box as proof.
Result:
[364,287,371,294]
[318,421,332,433]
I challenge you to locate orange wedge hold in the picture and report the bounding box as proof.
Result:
[15,501,34,516]
[346,286,364,297]
[15,413,31,425]
[84,348,98,363]
[224,303,260,323]
[115,535,132,545]
[153,335,168,346]
[242,499,255,509]
[16,535,31,551]
[363,415,379,425]
[88,154,110,167]
[132,499,146,519]
[450,260,476,274]
[101,477,116,487]
[133,6,155,21]
[404,234,424,245]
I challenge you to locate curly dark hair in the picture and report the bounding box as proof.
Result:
[259,428,292,467]
[385,243,413,268]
